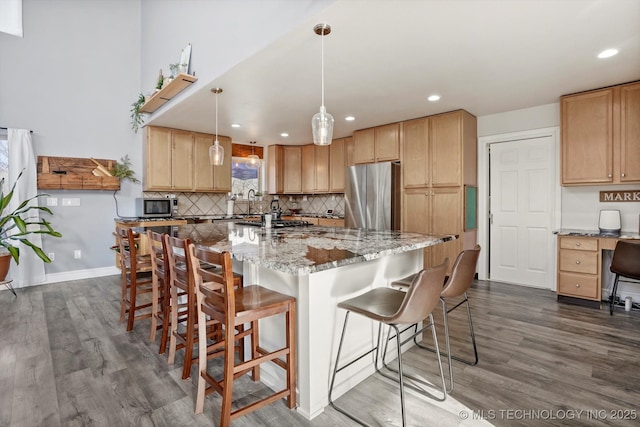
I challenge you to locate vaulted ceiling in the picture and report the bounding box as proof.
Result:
[147,0,640,146]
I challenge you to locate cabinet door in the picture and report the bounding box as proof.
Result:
[171,129,194,190]
[431,111,462,187]
[402,117,429,188]
[619,82,640,183]
[375,123,400,162]
[353,128,375,164]
[315,145,330,192]
[403,189,430,234]
[212,136,232,191]
[145,126,172,191]
[283,146,302,193]
[301,145,315,193]
[427,187,462,270]
[330,138,346,192]
[561,89,613,185]
[193,132,214,191]
[267,145,284,194]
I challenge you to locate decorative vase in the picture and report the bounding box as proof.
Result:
[0,253,11,282]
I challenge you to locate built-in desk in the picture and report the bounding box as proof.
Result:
[554,230,640,308]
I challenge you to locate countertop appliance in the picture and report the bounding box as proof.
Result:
[344,162,401,230]
[135,197,172,218]
[598,209,621,235]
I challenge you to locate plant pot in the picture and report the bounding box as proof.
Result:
[0,253,11,282]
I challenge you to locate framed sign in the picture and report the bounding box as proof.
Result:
[465,185,477,230]
[600,190,640,202]
[179,43,192,75]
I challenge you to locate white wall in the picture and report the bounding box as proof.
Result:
[0,0,141,278]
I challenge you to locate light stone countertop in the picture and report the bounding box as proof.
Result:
[147,222,455,275]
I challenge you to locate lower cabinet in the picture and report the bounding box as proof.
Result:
[404,187,463,273]
[557,236,600,301]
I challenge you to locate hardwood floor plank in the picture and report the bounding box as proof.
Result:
[3,276,639,426]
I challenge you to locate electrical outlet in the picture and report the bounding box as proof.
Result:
[46,197,58,207]
[74,250,81,259]
[62,198,81,206]
[48,252,55,261]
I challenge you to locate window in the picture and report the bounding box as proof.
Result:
[231,157,261,199]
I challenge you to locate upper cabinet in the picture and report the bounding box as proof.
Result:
[302,144,330,193]
[329,137,353,192]
[145,126,231,192]
[267,145,284,195]
[353,123,400,164]
[561,81,640,185]
[402,110,477,189]
[283,146,302,194]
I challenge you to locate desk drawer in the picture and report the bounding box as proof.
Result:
[558,272,599,299]
[559,249,598,274]
[560,237,598,251]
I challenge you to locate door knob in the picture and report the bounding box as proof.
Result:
[576,260,581,264]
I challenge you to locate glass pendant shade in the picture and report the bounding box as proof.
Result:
[209,139,224,166]
[247,154,260,169]
[312,105,334,145]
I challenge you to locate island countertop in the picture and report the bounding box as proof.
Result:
[147,222,456,275]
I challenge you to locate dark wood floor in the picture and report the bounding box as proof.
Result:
[1,276,638,426]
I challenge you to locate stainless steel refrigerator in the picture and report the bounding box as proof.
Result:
[344,162,401,230]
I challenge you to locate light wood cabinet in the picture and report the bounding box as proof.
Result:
[561,81,640,185]
[283,146,302,194]
[267,145,284,195]
[302,145,330,193]
[557,236,600,301]
[404,187,463,272]
[329,137,352,192]
[145,126,231,192]
[403,110,476,189]
[353,123,400,164]
[193,133,232,191]
[401,109,477,274]
[318,218,345,227]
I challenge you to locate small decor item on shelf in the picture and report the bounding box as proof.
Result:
[156,69,164,90]
[130,93,146,133]
[169,62,187,78]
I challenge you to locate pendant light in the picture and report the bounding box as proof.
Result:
[247,141,260,169]
[209,87,224,166]
[311,23,334,146]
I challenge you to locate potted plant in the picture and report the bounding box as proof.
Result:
[110,155,140,184]
[130,93,146,133]
[169,63,187,78]
[0,170,62,281]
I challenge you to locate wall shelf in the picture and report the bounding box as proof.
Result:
[37,156,120,190]
[140,73,198,113]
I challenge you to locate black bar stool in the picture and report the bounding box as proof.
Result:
[609,241,640,315]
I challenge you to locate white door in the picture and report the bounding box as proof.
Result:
[489,136,554,288]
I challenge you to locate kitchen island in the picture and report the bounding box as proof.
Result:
[149,221,455,419]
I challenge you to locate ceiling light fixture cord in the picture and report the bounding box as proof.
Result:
[321,24,325,108]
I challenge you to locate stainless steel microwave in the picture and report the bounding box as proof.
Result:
[135,198,172,218]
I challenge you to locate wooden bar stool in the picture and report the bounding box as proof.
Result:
[163,234,237,379]
[329,261,448,427]
[188,244,297,426]
[116,226,153,332]
[147,230,171,353]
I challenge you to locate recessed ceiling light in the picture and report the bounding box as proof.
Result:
[597,48,619,59]
[345,116,355,121]
[428,94,441,102]
[231,123,241,128]
[280,132,289,137]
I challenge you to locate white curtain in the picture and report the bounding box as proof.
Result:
[0,0,23,37]
[7,129,45,287]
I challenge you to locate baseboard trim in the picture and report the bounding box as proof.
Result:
[42,267,120,285]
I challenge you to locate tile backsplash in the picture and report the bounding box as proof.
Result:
[143,192,345,217]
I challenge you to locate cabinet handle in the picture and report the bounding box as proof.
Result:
[575,283,580,288]
[575,260,581,264]
[608,174,612,178]
[575,242,581,247]
[621,173,626,178]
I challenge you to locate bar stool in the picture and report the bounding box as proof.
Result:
[609,241,640,315]
[147,230,171,353]
[188,244,297,426]
[116,226,153,332]
[329,260,448,427]
[389,245,481,392]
